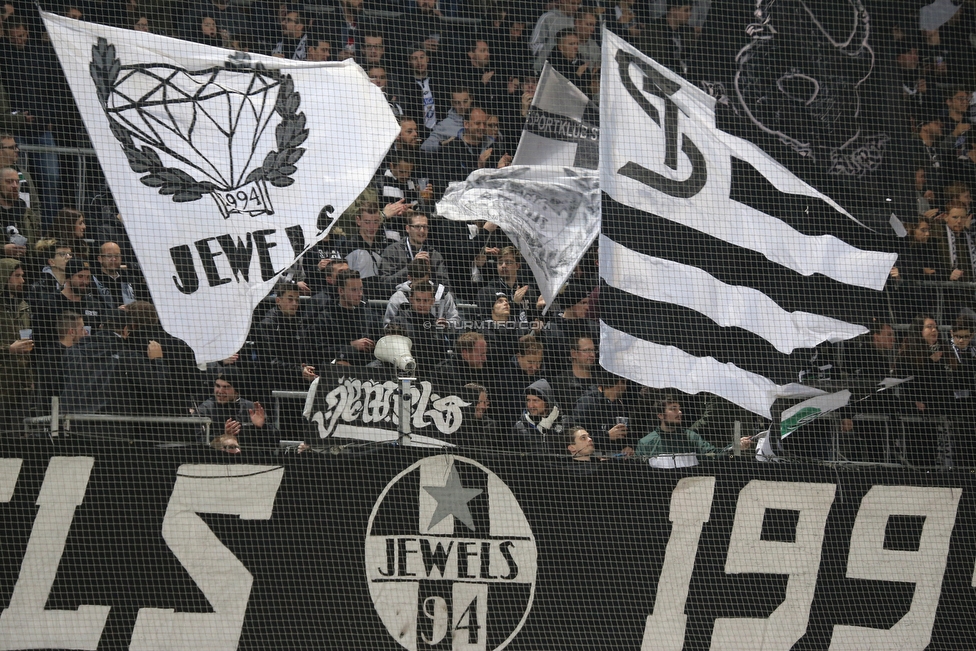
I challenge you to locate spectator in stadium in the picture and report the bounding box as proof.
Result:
[306,33,332,61]
[552,333,597,410]
[604,0,647,49]
[932,201,975,316]
[388,280,453,377]
[485,8,533,84]
[422,87,473,153]
[329,0,364,60]
[379,211,451,290]
[513,378,570,452]
[60,308,167,417]
[947,315,976,465]
[575,10,600,69]
[547,29,594,87]
[0,166,36,261]
[400,0,446,56]
[636,395,753,461]
[189,15,224,48]
[271,8,308,59]
[0,133,36,210]
[28,240,72,300]
[494,333,547,427]
[545,279,598,375]
[35,309,87,403]
[301,225,345,295]
[92,241,136,309]
[395,117,422,153]
[344,201,399,300]
[897,114,952,197]
[361,32,389,70]
[195,370,268,444]
[309,258,348,310]
[452,382,499,446]
[320,269,381,365]
[565,426,595,461]
[476,246,539,323]
[368,65,404,118]
[890,218,939,320]
[573,370,633,457]
[399,45,447,132]
[209,433,241,454]
[375,150,431,208]
[944,87,973,163]
[49,208,90,263]
[434,330,489,391]
[530,0,579,71]
[0,256,31,432]
[896,314,949,417]
[256,281,320,391]
[0,18,63,225]
[459,40,506,116]
[32,258,103,352]
[437,107,513,188]
[384,256,458,326]
[645,0,697,78]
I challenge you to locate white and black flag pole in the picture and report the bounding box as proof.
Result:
[43,12,399,363]
[598,29,898,419]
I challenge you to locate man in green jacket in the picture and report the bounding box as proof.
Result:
[636,395,753,461]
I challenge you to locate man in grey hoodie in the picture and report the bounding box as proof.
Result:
[513,378,570,454]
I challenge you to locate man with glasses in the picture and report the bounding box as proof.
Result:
[379,210,451,290]
[29,240,72,300]
[553,334,598,412]
[92,241,136,310]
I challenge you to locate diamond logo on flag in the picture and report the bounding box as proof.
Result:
[91,39,307,218]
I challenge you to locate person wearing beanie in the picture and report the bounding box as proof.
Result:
[31,258,103,354]
[0,257,31,432]
[513,377,569,453]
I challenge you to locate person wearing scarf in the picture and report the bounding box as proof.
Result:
[513,378,567,454]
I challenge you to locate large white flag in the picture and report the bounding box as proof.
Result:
[43,13,398,362]
[438,64,600,311]
[437,165,599,311]
[599,29,897,418]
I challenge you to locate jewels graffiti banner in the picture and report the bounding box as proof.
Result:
[42,12,399,363]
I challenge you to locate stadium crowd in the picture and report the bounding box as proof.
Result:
[2,0,976,466]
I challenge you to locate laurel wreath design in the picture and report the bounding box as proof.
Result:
[90,38,308,203]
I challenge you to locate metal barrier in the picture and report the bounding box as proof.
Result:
[18,143,98,211]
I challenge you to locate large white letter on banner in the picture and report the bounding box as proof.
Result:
[130,464,284,651]
[0,457,110,651]
[642,476,715,651]
[710,481,836,651]
[829,486,960,651]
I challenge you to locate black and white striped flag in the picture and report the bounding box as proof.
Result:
[598,30,898,418]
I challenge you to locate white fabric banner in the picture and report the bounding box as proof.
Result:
[437,165,599,311]
[43,13,398,362]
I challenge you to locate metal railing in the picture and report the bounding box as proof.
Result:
[18,143,98,211]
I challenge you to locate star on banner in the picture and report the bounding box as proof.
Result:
[423,464,483,532]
